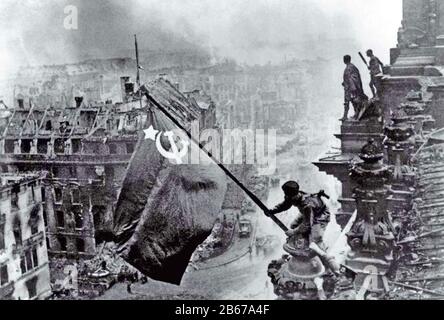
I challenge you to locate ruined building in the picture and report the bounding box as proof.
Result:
[0,76,217,261]
[0,173,51,300]
[11,57,323,136]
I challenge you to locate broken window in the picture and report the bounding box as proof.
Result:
[69,166,77,178]
[0,264,8,286]
[0,216,5,250]
[54,138,65,154]
[71,188,81,204]
[92,205,106,228]
[42,206,47,226]
[32,248,38,267]
[72,139,81,154]
[20,139,31,154]
[11,185,20,210]
[72,205,83,229]
[37,139,48,154]
[54,187,63,203]
[126,142,135,154]
[59,121,69,134]
[29,203,40,236]
[106,166,114,181]
[13,217,22,246]
[25,250,33,271]
[31,184,35,202]
[77,238,85,253]
[4,140,14,154]
[45,120,52,131]
[20,248,38,274]
[31,222,39,235]
[11,193,19,209]
[109,143,117,154]
[56,210,64,228]
[20,256,26,274]
[41,188,48,227]
[58,236,67,252]
[52,167,59,177]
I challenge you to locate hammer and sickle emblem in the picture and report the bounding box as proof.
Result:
[144,125,189,164]
[156,131,189,164]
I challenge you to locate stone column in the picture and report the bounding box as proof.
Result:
[346,139,395,295]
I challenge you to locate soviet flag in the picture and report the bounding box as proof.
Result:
[113,79,227,285]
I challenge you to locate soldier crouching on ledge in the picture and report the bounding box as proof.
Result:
[266,181,340,275]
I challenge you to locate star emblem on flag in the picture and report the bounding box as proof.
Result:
[143,125,159,141]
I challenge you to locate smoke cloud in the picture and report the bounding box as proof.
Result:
[0,0,402,76]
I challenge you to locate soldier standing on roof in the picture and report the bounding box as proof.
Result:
[366,49,384,98]
[342,55,367,120]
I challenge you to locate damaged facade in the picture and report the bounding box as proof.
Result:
[0,76,217,263]
[0,173,51,300]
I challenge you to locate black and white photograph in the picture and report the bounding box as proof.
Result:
[0,0,443,306]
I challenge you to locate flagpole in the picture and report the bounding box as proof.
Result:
[134,34,142,109]
[135,34,140,87]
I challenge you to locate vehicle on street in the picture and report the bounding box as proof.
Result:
[239,218,252,238]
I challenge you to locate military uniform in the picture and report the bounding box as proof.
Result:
[267,182,340,296]
[343,63,365,103]
[342,63,367,119]
[269,182,330,245]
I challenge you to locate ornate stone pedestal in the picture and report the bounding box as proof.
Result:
[346,139,395,295]
[268,237,328,300]
[384,106,416,225]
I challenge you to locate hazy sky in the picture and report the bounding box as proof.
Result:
[0,0,402,75]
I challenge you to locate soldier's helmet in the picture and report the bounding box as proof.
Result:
[282,181,300,197]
